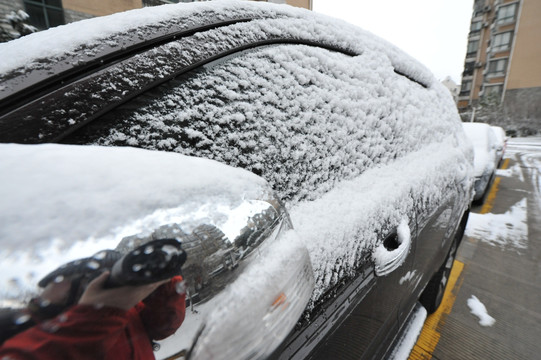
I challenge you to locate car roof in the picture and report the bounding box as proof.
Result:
[0,2,433,117]
[462,122,494,146]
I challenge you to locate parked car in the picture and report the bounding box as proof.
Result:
[462,122,498,202]
[491,125,507,167]
[0,2,474,359]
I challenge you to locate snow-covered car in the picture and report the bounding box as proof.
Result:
[0,2,474,359]
[462,122,499,202]
[491,125,507,167]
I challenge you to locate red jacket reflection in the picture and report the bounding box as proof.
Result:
[0,276,185,360]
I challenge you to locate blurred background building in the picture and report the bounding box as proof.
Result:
[0,0,311,40]
[442,76,460,103]
[458,0,540,135]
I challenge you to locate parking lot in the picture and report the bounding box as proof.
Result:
[409,137,541,359]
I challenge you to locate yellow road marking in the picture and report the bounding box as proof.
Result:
[408,260,465,360]
[409,157,510,359]
[480,158,509,214]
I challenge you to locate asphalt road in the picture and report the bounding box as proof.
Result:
[409,137,541,360]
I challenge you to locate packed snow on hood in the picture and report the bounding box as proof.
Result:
[0,144,272,302]
[465,198,528,251]
[467,295,496,327]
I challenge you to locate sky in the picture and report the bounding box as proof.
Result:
[312,0,475,84]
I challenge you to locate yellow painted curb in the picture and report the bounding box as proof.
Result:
[408,260,465,360]
[409,157,510,358]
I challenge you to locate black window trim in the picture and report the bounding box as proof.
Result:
[23,0,64,29]
[53,39,359,143]
[0,18,255,117]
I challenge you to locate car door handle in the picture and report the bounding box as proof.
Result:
[373,220,412,276]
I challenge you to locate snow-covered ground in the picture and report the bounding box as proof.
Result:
[395,136,541,358]
[465,198,528,251]
[467,295,496,327]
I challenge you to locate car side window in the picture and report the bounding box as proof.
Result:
[65,44,433,204]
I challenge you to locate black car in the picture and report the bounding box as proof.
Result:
[0,2,474,359]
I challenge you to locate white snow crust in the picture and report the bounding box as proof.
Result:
[465,198,528,251]
[496,162,524,182]
[390,303,427,360]
[462,123,497,177]
[0,0,433,88]
[467,295,496,327]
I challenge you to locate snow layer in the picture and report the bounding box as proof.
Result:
[0,144,270,299]
[390,304,427,360]
[0,0,433,91]
[496,162,524,182]
[462,123,497,177]
[467,295,496,327]
[465,198,528,251]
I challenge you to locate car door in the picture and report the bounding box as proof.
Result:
[59,41,419,358]
[408,181,459,311]
[287,219,416,360]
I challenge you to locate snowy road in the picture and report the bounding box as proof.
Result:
[407,137,541,359]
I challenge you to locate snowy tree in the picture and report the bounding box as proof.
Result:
[459,92,539,137]
[0,10,37,43]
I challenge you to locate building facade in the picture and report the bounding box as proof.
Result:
[1,0,311,34]
[458,0,541,133]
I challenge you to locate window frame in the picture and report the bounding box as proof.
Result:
[491,32,512,53]
[23,0,65,30]
[487,58,508,75]
[460,80,472,96]
[470,21,482,33]
[483,84,503,100]
[496,3,517,25]
[466,39,479,57]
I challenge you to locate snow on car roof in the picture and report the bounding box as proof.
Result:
[0,0,433,88]
[462,122,492,148]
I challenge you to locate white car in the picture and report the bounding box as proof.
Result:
[491,125,507,167]
[462,122,499,201]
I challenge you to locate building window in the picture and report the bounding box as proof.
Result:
[460,80,472,96]
[467,39,479,57]
[487,58,508,75]
[470,21,482,33]
[23,0,64,30]
[496,3,517,25]
[491,32,512,52]
[483,84,503,100]
[463,62,475,76]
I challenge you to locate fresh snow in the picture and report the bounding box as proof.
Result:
[495,162,524,182]
[390,303,427,360]
[467,295,496,327]
[462,123,497,178]
[465,198,528,251]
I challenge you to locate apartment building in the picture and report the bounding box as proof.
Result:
[1,0,310,33]
[458,0,541,129]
